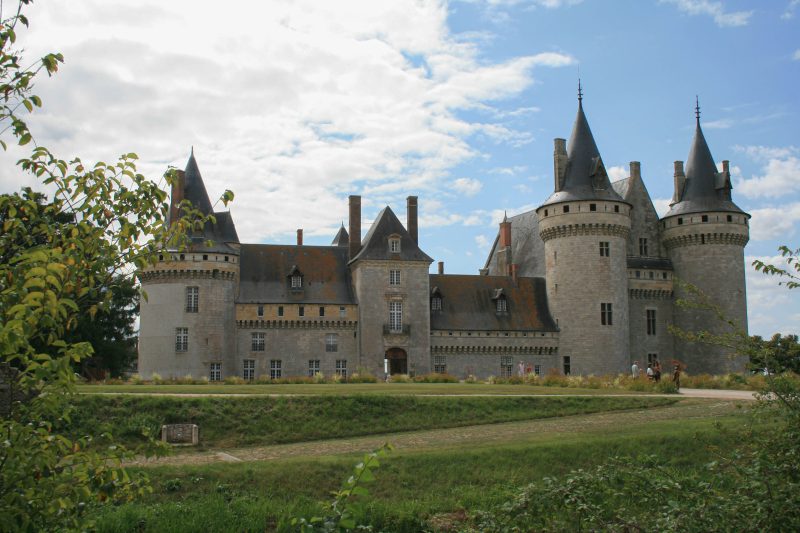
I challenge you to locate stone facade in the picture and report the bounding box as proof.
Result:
[138,97,749,379]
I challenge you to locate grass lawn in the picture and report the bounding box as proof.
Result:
[66,394,678,449]
[90,408,754,533]
[77,382,652,396]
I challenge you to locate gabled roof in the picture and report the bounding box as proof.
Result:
[331,224,349,247]
[541,98,625,207]
[351,206,433,263]
[429,274,557,332]
[238,244,355,304]
[664,114,747,218]
[484,209,546,278]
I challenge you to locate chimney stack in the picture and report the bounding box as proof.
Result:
[672,161,685,205]
[296,229,303,246]
[348,195,361,261]
[169,169,186,227]
[438,261,444,275]
[510,263,518,283]
[553,138,567,192]
[407,196,418,244]
[722,160,730,174]
[499,213,511,249]
[630,161,641,181]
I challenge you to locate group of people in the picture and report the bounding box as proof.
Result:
[631,359,681,388]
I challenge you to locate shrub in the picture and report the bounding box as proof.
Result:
[150,372,163,384]
[349,372,379,383]
[413,373,459,383]
[388,373,411,383]
[224,376,246,385]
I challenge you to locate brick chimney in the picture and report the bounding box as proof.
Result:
[496,212,512,277]
[553,138,567,192]
[672,161,685,205]
[297,229,303,246]
[438,261,444,275]
[407,196,418,244]
[510,263,518,283]
[630,161,641,181]
[169,169,186,227]
[348,195,361,261]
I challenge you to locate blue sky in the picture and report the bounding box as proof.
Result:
[0,0,798,337]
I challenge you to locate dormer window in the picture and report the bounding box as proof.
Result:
[431,287,443,312]
[288,265,303,290]
[492,288,508,314]
[389,236,401,253]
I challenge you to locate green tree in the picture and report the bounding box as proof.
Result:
[0,2,232,530]
[748,333,800,375]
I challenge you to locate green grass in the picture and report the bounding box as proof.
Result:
[65,394,677,449]
[90,413,753,532]
[77,382,653,395]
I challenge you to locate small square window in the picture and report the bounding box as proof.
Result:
[614,205,620,213]
[389,238,401,253]
[727,215,732,222]
[257,305,264,318]
[433,355,447,374]
[299,306,305,317]
[319,306,325,317]
[339,306,346,318]
[599,241,610,257]
[278,306,284,317]
[589,203,596,211]
[678,217,683,225]
[636,271,641,278]
[701,215,708,222]
[563,205,570,213]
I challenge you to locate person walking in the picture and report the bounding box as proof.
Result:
[646,364,654,380]
[631,360,640,379]
[672,364,681,390]
[653,361,662,382]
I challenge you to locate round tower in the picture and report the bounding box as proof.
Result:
[536,91,631,375]
[138,151,241,380]
[662,104,749,374]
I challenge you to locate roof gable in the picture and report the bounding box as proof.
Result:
[351,206,433,263]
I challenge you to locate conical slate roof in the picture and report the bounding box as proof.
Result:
[541,98,625,207]
[184,149,214,215]
[664,113,746,218]
[350,206,432,263]
[331,224,349,247]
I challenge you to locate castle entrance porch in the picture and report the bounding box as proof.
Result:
[385,347,408,375]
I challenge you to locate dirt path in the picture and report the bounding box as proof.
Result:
[131,398,745,468]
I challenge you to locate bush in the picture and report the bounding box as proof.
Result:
[349,372,379,383]
[413,373,459,383]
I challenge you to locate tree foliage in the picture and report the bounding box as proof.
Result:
[753,245,800,290]
[0,2,232,530]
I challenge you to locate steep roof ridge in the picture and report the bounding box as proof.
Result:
[331,223,349,247]
[183,150,214,215]
[350,206,433,263]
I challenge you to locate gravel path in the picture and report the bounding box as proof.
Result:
[131,398,746,468]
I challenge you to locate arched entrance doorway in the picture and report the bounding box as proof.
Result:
[385,347,408,375]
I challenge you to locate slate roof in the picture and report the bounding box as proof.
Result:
[351,206,433,263]
[541,99,625,207]
[429,274,557,332]
[664,117,747,218]
[184,150,214,215]
[484,209,546,278]
[237,244,355,304]
[331,224,349,247]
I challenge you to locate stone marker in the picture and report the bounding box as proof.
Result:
[161,423,199,445]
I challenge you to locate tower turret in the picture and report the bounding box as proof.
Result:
[661,102,749,373]
[536,88,632,375]
[138,150,240,380]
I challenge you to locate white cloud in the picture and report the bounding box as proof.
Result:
[1,0,576,244]
[734,146,800,199]
[783,0,800,20]
[794,49,800,61]
[452,177,483,196]
[748,203,800,241]
[653,198,672,217]
[475,234,491,249]
[607,165,628,182]
[660,0,753,27]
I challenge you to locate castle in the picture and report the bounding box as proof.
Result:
[138,95,749,380]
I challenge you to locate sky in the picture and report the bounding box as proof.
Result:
[0,0,798,338]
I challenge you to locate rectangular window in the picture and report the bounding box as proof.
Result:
[646,309,657,335]
[563,205,570,213]
[431,296,442,311]
[308,359,320,377]
[299,306,305,317]
[209,362,221,382]
[339,306,346,318]
[563,356,571,376]
[175,327,188,352]
[589,203,597,211]
[257,305,264,318]
[389,238,401,253]
[186,286,199,313]
[433,355,447,374]
[270,359,282,379]
[278,306,284,317]
[534,364,541,376]
[389,301,402,331]
[336,359,347,378]
[647,353,658,366]
[251,332,265,352]
[291,275,302,288]
[242,359,255,381]
[389,269,401,286]
[325,333,339,352]
[639,237,648,256]
[701,215,708,222]
[500,356,513,378]
[319,306,325,317]
[601,303,613,325]
[599,241,609,257]
[496,297,508,313]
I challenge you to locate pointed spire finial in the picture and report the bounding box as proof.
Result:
[503,210,508,223]
[191,145,194,156]
[694,95,701,123]
[577,78,583,103]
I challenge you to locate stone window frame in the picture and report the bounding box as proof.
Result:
[291,274,303,289]
[639,237,648,256]
[335,359,348,378]
[308,359,320,377]
[339,306,346,318]
[270,359,282,380]
[389,269,401,286]
[534,364,541,376]
[431,295,442,311]
[242,359,255,381]
[325,333,339,352]
[433,355,447,374]
[319,306,325,317]
[389,300,403,332]
[186,286,199,313]
[599,241,610,257]
[251,332,265,352]
[278,306,284,317]
[299,306,305,317]
[175,327,188,352]
[646,309,657,336]
[500,356,513,377]
[209,362,221,382]
[257,305,264,318]
[388,235,401,254]
[601,302,613,325]
[496,296,508,314]
[563,356,571,375]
